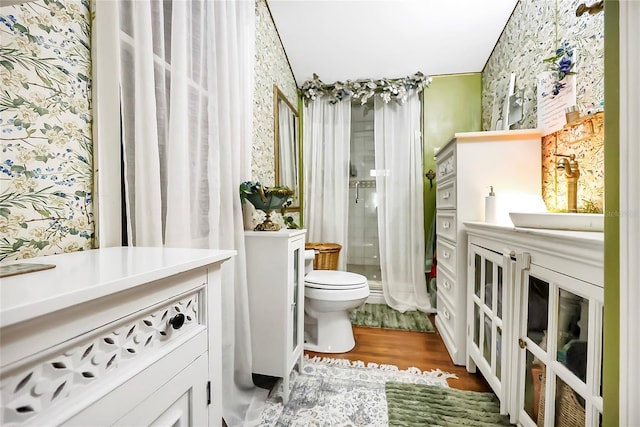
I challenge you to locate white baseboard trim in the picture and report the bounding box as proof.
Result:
[366,288,386,304]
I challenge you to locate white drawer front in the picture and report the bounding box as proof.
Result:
[436,266,456,303]
[1,290,205,426]
[436,211,456,242]
[436,179,456,209]
[436,295,457,343]
[435,144,456,181]
[437,239,457,277]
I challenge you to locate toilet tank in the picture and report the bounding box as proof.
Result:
[304,249,316,275]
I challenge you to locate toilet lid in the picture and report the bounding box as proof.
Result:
[305,270,368,290]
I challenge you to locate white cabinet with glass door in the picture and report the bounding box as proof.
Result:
[245,229,306,403]
[465,222,603,426]
[514,252,603,427]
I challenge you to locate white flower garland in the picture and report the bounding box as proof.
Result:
[300,72,432,105]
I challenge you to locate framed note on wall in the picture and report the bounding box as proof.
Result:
[537,71,577,136]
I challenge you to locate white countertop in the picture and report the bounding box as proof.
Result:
[0,246,236,328]
[464,221,604,243]
[244,229,306,238]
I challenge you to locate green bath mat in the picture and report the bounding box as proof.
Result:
[386,382,514,426]
[349,303,434,332]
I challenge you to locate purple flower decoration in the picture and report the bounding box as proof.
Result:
[543,42,576,97]
[559,57,573,74]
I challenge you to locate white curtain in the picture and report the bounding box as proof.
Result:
[303,98,351,270]
[117,1,259,425]
[374,93,432,312]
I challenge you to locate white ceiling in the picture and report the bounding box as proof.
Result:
[267,0,518,85]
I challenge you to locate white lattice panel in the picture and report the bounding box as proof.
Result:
[0,292,200,425]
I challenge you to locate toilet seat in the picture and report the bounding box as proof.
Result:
[305,270,368,290]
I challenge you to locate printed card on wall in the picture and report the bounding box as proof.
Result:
[536,71,577,136]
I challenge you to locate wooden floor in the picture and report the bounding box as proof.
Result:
[305,315,492,393]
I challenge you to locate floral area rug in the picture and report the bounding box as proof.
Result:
[258,355,457,426]
[349,303,435,332]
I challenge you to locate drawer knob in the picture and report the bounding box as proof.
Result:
[444,280,451,289]
[443,251,450,259]
[442,191,450,199]
[169,313,186,330]
[443,221,450,229]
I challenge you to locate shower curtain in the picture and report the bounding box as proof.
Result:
[303,97,352,270]
[374,93,432,313]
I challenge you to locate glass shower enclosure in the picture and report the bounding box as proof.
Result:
[347,103,381,289]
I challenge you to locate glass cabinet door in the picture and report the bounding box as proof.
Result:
[516,260,603,427]
[468,245,508,395]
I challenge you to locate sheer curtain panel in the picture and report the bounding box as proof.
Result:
[374,93,432,312]
[303,98,352,270]
[117,1,257,425]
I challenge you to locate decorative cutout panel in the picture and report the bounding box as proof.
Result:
[0,293,200,425]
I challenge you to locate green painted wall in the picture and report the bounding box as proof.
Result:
[602,1,619,425]
[422,74,482,242]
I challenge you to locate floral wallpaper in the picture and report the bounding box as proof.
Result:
[483,0,604,131]
[253,0,297,186]
[0,0,94,262]
[250,0,299,229]
[542,112,604,213]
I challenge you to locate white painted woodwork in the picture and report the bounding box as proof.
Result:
[465,222,603,426]
[92,0,123,248]
[618,1,640,425]
[0,247,234,426]
[466,244,512,415]
[434,129,542,365]
[245,229,306,403]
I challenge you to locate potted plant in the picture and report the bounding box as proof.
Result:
[240,181,294,231]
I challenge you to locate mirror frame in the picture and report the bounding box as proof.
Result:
[273,85,300,211]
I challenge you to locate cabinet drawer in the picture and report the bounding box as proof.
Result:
[435,143,456,181]
[436,211,456,242]
[436,266,456,303]
[436,295,457,344]
[436,179,456,209]
[437,239,457,277]
[1,289,206,426]
[1,268,208,369]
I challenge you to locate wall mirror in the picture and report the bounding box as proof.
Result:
[274,85,300,210]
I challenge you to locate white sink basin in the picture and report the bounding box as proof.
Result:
[509,212,604,232]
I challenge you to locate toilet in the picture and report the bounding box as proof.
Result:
[303,249,369,353]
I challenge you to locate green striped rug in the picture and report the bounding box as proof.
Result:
[349,303,434,332]
[386,382,514,426]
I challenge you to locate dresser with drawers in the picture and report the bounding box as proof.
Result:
[434,129,541,365]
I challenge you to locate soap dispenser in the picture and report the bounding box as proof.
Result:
[485,186,497,223]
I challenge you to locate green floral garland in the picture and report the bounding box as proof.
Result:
[300,72,431,105]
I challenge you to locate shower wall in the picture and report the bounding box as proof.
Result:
[347,104,381,282]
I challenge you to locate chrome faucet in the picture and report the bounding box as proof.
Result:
[555,153,581,213]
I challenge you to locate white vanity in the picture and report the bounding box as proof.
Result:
[465,222,603,426]
[0,246,235,426]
